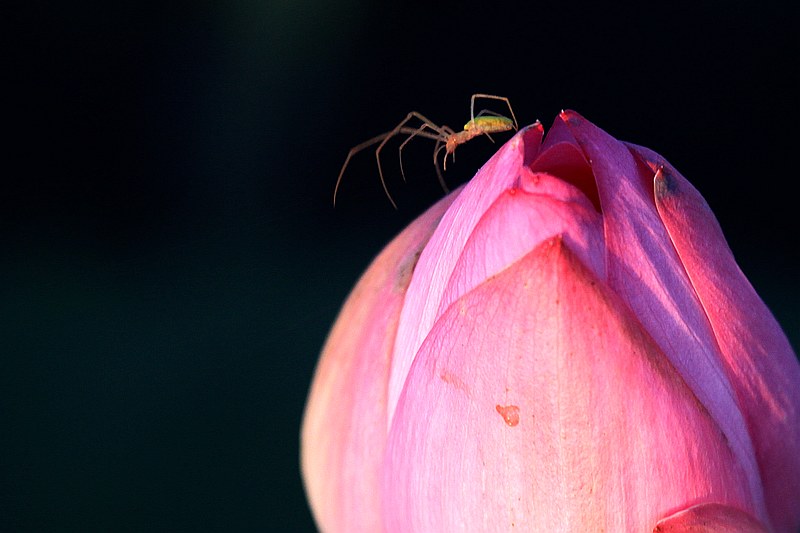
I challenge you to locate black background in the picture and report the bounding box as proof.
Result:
[4,1,797,531]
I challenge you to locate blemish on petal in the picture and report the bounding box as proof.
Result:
[560,110,582,126]
[495,404,520,427]
[395,248,423,290]
[654,165,679,199]
[439,371,470,394]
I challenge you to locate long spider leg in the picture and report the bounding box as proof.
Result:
[336,105,503,208]
[433,140,449,193]
[470,93,519,130]
[375,112,451,209]
[438,125,457,173]
[439,136,455,172]
[440,125,462,172]
[399,123,446,183]
[374,116,417,209]
[334,125,443,208]
[334,130,396,207]
[474,109,505,118]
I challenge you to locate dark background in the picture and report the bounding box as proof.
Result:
[3,1,797,531]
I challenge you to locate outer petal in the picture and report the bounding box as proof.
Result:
[301,191,456,532]
[558,110,767,523]
[439,168,606,324]
[640,154,800,533]
[654,503,768,532]
[382,237,755,532]
[388,124,544,426]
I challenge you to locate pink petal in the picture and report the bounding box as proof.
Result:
[654,503,768,532]
[301,191,457,532]
[382,237,756,532]
[637,150,800,533]
[529,136,601,212]
[558,110,767,522]
[438,169,605,316]
[388,124,544,427]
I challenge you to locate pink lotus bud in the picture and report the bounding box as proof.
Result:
[301,111,800,532]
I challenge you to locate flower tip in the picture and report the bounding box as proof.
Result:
[518,120,544,138]
[513,121,544,166]
[653,165,678,201]
[545,233,565,247]
[538,234,567,260]
[653,503,769,532]
[558,109,584,125]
